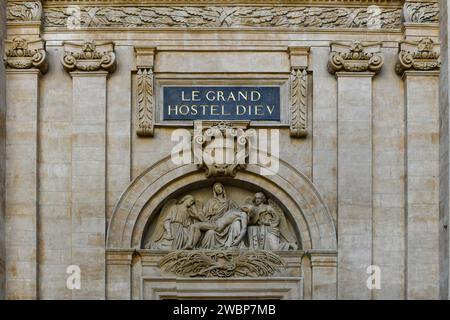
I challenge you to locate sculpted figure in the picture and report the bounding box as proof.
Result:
[146,195,204,250]
[247,192,298,250]
[203,182,238,222]
[183,204,252,250]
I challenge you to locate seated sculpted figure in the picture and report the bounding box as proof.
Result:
[183,204,252,250]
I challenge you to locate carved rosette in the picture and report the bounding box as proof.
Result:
[194,121,249,178]
[290,69,308,138]
[4,37,48,73]
[160,250,285,278]
[403,1,439,24]
[61,41,116,73]
[395,38,440,76]
[7,1,42,22]
[328,41,384,74]
[136,68,155,137]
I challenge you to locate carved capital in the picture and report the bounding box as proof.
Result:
[4,37,48,74]
[403,1,439,24]
[7,1,42,22]
[61,41,116,73]
[328,41,384,75]
[395,37,440,76]
[135,47,156,137]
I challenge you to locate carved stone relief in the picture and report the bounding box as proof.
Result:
[194,121,250,178]
[403,1,439,24]
[328,41,384,74]
[61,41,116,73]
[43,5,403,29]
[395,37,440,75]
[136,68,155,137]
[159,250,285,277]
[145,183,298,251]
[4,37,48,73]
[290,69,308,138]
[7,1,42,22]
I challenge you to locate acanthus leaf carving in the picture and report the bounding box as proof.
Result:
[159,250,285,278]
[403,1,439,24]
[43,5,403,29]
[7,1,42,22]
[395,37,440,75]
[136,68,155,137]
[4,37,48,73]
[290,68,308,138]
[61,41,116,73]
[328,41,384,74]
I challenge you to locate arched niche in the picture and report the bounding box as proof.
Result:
[106,155,336,251]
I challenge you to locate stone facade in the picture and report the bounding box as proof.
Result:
[1,0,449,300]
[0,0,6,301]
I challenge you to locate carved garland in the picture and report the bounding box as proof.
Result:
[290,68,308,138]
[7,1,42,22]
[160,250,285,278]
[136,68,155,137]
[42,6,403,29]
[403,1,439,24]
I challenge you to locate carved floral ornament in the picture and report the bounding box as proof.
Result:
[61,41,116,73]
[7,1,42,22]
[395,37,440,75]
[4,37,48,73]
[328,41,384,74]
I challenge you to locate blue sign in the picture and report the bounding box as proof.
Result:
[163,86,280,121]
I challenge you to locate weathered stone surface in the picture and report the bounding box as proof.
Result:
[2,0,447,300]
[0,0,6,301]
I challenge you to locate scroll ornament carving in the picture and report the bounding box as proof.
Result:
[290,68,308,138]
[7,1,42,22]
[403,1,439,23]
[4,37,48,74]
[160,250,285,278]
[194,122,249,178]
[43,6,402,29]
[136,68,154,137]
[145,184,298,251]
[61,41,116,73]
[395,38,440,75]
[328,41,384,74]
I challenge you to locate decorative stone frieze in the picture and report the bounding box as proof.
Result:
[7,1,42,22]
[135,47,156,137]
[159,250,285,277]
[395,37,440,75]
[43,5,402,29]
[328,41,384,74]
[289,47,309,138]
[4,37,48,73]
[403,1,439,24]
[61,41,116,73]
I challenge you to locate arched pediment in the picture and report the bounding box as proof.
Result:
[106,155,337,251]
